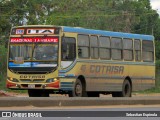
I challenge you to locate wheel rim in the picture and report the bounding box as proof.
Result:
[75,83,82,96]
[124,83,130,97]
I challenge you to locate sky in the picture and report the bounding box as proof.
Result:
[150,0,160,14]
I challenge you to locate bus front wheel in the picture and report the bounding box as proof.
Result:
[68,79,87,97]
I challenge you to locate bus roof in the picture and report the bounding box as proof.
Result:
[12,25,154,41]
[62,26,154,41]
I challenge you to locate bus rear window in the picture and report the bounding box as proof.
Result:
[142,40,154,62]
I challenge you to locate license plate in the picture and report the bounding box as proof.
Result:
[28,84,35,88]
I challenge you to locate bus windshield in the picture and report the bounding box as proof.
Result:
[10,44,58,60]
[9,36,59,72]
[33,44,58,61]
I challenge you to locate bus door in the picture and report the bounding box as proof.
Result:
[61,34,76,69]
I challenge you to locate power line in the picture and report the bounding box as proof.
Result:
[0,11,158,17]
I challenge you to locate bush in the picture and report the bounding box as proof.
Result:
[0,45,7,90]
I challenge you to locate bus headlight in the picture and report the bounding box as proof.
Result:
[46,78,55,83]
[12,78,19,82]
[7,77,19,82]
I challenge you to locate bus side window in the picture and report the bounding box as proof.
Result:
[99,36,111,60]
[142,40,154,62]
[61,37,76,61]
[134,39,141,61]
[123,38,133,61]
[90,35,99,59]
[111,37,122,60]
[78,34,90,58]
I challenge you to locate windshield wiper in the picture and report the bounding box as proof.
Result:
[31,42,38,60]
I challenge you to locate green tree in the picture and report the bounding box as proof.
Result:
[0,0,160,40]
[133,0,159,36]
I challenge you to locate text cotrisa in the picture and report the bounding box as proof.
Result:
[81,65,124,74]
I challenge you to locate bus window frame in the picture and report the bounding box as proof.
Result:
[90,35,99,59]
[78,34,90,59]
[134,39,141,62]
[99,36,111,60]
[142,40,154,62]
[61,37,76,61]
[111,37,123,60]
[123,38,133,61]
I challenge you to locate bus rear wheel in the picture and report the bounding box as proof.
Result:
[28,90,49,97]
[112,80,132,97]
[68,79,87,97]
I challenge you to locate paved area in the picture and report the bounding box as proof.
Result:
[0,96,160,107]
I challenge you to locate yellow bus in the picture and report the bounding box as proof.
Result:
[7,25,155,97]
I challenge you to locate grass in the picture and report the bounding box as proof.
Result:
[137,87,160,94]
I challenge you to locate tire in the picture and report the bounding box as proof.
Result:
[121,80,132,97]
[69,79,87,97]
[112,80,132,97]
[28,90,49,97]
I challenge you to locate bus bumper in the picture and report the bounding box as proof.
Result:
[6,79,60,90]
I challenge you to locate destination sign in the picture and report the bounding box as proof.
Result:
[16,29,24,35]
[10,37,58,43]
[27,29,55,34]
[11,27,60,35]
